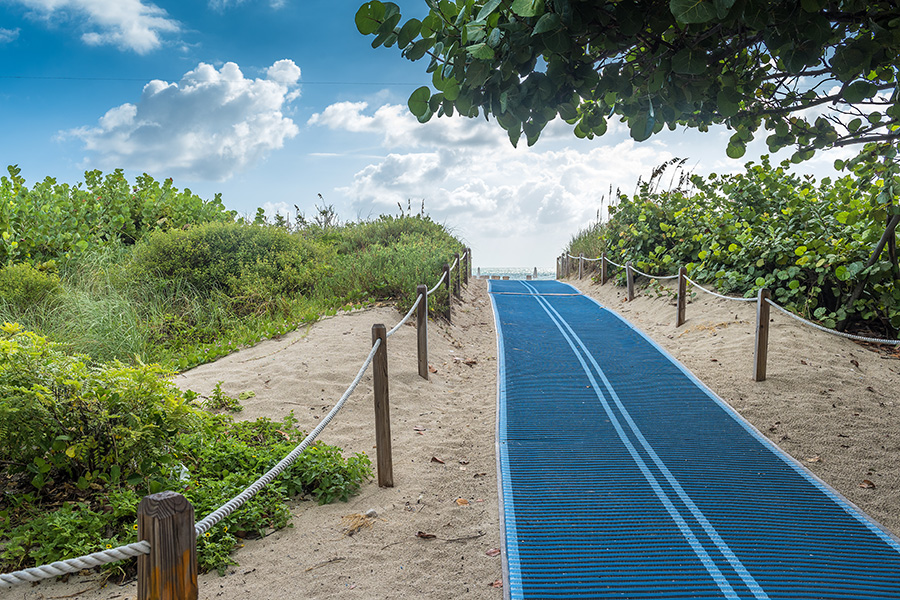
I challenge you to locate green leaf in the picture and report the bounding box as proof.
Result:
[835,265,849,281]
[511,0,544,18]
[443,78,460,101]
[794,245,807,256]
[355,1,385,35]
[844,80,877,103]
[672,48,707,75]
[408,86,431,117]
[404,38,432,61]
[755,277,766,287]
[467,42,495,60]
[726,140,746,159]
[533,13,561,35]
[670,0,717,24]
[475,0,503,22]
[398,18,422,48]
[717,88,740,117]
[714,0,735,18]
[788,280,800,290]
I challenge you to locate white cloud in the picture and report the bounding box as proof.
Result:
[309,101,673,265]
[64,59,303,181]
[0,27,21,43]
[13,0,179,53]
[308,101,501,149]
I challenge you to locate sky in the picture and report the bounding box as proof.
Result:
[0,0,853,269]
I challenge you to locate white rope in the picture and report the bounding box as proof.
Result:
[449,257,459,272]
[387,293,422,338]
[194,338,382,536]
[1,541,151,589]
[427,271,447,296]
[605,257,626,269]
[582,256,602,262]
[765,298,900,345]
[684,276,757,302]
[630,265,679,280]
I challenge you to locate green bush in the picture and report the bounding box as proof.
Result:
[132,222,331,315]
[566,157,900,334]
[0,326,373,574]
[0,263,62,313]
[0,165,235,265]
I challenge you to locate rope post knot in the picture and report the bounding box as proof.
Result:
[138,491,198,600]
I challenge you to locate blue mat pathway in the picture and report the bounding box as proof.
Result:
[490,279,900,599]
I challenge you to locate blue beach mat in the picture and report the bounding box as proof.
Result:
[490,279,900,599]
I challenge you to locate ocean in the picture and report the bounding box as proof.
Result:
[474,267,556,280]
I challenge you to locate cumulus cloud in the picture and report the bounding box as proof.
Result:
[309,100,672,264]
[13,0,179,53]
[64,59,302,181]
[308,101,502,149]
[0,27,21,43]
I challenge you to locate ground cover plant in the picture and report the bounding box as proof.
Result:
[567,157,900,337]
[0,167,465,577]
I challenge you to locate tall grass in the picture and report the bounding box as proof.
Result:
[0,214,465,370]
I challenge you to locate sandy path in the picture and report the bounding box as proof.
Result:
[6,274,899,600]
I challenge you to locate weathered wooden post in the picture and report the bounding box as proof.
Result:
[626,261,635,301]
[416,284,428,380]
[753,288,771,382]
[579,253,584,279]
[443,263,451,323]
[138,491,198,600]
[676,266,687,327]
[371,324,394,487]
[600,253,607,285]
[463,249,469,285]
[454,252,461,298]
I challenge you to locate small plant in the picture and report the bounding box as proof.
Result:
[202,382,243,413]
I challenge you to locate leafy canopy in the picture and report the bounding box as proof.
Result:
[356,0,900,161]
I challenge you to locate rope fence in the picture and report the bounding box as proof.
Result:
[1,247,473,596]
[685,276,756,302]
[556,250,899,382]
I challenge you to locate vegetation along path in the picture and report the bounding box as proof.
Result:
[490,279,900,599]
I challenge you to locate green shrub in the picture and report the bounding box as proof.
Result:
[0,325,373,574]
[132,222,331,315]
[567,156,899,334]
[0,263,62,313]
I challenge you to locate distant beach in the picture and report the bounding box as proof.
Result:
[474,267,555,280]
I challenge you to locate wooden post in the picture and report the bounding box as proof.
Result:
[468,248,473,280]
[579,253,584,279]
[138,491,198,600]
[600,253,607,285]
[676,266,687,327]
[416,284,428,380]
[564,255,569,278]
[626,261,635,301]
[454,252,461,298]
[463,249,469,285]
[443,263,451,323]
[371,324,394,487]
[556,256,560,279]
[753,288,771,382]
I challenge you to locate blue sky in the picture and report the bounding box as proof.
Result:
[0,0,849,268]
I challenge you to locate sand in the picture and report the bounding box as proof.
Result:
[5,275,899,600]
